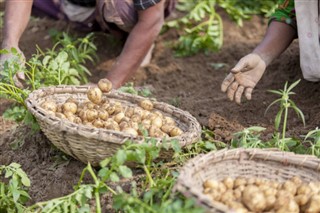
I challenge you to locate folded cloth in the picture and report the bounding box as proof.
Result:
[295,0,320,82]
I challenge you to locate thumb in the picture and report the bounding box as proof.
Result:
[231,59,248,74]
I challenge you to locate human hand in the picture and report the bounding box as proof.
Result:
[221,53,267,104]
[0,46,26,88]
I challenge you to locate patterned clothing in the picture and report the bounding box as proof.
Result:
[269,0,297,29]
[32,0,176,33]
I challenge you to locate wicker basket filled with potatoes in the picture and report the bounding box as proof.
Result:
[175,148,320,213]
[26,79,201,166]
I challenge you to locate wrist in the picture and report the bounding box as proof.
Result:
[1,40,19,50]
[251,51,270,67]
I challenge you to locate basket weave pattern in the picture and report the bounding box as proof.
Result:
[26,85,201,166]
[175,148,320,213]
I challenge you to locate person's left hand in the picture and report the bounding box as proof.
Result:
[0,46,26,88]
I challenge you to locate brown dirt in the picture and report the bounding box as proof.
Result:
[0,12,319,206]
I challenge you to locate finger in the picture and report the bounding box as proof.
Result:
[231,59,248,74]
[227,81,239,101]
[245,87,253,100]
[221,73,234,92]
[235,85,245,104]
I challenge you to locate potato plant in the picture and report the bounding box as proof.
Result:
[41,79,183,138]
[203,176,320,213]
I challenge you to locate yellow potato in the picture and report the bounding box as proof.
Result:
[139,99,153,111]
[87,87,103,104]
[98,78,112,93]
[62,102,77,114]
[41,100,57,112]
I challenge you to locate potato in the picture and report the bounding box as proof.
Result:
[122,128,138,137]
[265,195,276,210]
[55,112,66,119]
[170,126,183,137]
[208,190,221,201]
[139,99,153,111]
[66,97,78,105]
[119,121,130,130]
[234,177,247,188]
[161,124,174,134]
[297,184,312,195]
[220,190,235,203]
[223,177,234,190]
[203,179,219,189]
[141,110,150,120]
[151,116,163,128]
[113,112,125,123]
[100,102,110,110]
[41,101,57,112]
[104,119,120,131]
[290,176,302,187]
[242,185,267,212]
[85,109,98,122]
[129,121,139,131]
[295,194,310,206]
[73,117,82,124]
[124,107,134,118]
[62,102,77,114]
[98,109,109,121]
[93,119,104,128]
[113,102,123,114]
[84,102,95,110]
[133,107,144,117]
[275,199,299,213]
[274,190,293,210]
[87,87,103,104]
[304,195,320,213]
[163,116,176,126]
[282,180,297,196]
[149,126,166,138]
[107,104,116,115]
[98,78,112,93]
[153,110,163,118]
[131,114,142,123]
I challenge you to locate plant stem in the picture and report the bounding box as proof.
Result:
[143,165,155,188]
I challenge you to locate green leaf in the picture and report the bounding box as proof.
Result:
[20,174,31,187]
[110,172,120,182]
[99,158,111,167]
[118,165,132,178]
[98,167,109,179]
[116,150,127,165]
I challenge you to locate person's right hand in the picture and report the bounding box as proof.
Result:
[0,46,26,88]
[221,53,267,104]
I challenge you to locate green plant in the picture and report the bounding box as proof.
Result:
[304,128,320,157]
[119,82,153,97]
[265,79,305,151]
[231,126,266,148]
[165,0,278,56]
[0,163,30,213]
[0,32,97,129]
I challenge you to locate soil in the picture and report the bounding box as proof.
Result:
[0,10,319,206]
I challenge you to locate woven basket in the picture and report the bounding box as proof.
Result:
[175,148,320,213]
[26,85,201,166]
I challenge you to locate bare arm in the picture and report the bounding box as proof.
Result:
[253,21,297,65]
[106,0,165,88]
[2,0,33,49]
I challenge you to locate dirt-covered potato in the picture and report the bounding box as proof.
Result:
[87,87,103,104]
[113,102,123,114]
[85,109,98,122]
[98,109,109,121]
[62,102,77,114]
[98,78,112,93]
[139,99,153,111]
[151,116,163,128]
[55,112,67,119]
[93,119,104,128]
[163,116,176,126]
[131,114,142,123]
[242,185,266,212]
[169,126,183,137]
[304,195,320,213]
[41,100,57,112]
[124,106,134,118]
[113,112,125,123]
[122,128,138,137]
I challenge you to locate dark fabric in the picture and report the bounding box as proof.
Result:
[133,0,161,10]
[67,0,96,7]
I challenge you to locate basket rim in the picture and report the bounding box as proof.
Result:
[175,148,320,212]
[25,85,202,147]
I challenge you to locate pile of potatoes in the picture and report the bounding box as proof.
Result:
[203,176,320,213]
[40,79,183,138]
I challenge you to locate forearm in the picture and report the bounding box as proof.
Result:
[2,0,33,48]
[107,1,165,88]
[253,21,296,66]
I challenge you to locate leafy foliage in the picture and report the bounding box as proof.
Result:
[165,0,278,56]
[0,33,97,128]
[0,163,30,213]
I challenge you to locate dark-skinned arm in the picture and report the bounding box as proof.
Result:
[106,0,165,89]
